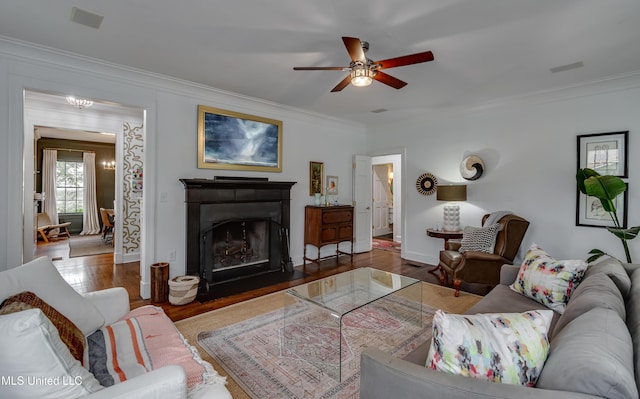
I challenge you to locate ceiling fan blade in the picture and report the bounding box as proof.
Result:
[342,37,366,63]
[377,51,434,69]
[373,71,407,89]
[293,66,347,71]
[331,75,352,92]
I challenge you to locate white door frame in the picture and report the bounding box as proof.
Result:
[10,76,157,300]
[372,152,403,244]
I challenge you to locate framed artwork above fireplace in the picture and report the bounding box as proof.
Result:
[197,105,283,172]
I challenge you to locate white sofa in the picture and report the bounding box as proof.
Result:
[0,256,232,399]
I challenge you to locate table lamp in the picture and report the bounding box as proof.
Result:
[436,184,467,231]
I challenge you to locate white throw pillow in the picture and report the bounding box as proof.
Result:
[0,309,103,398]
[0,256,104,335]
[510,244,588,314]
[426,309,553,387]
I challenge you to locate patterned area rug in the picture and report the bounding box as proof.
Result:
[372,238,401,253]
[69,235,112,258]
[198,295,435,399]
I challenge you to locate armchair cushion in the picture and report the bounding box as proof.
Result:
[510,244,588,314]
[0,291,85,362]
[459,223,501,254]
[0,308,104,398]
[0,256,105,335]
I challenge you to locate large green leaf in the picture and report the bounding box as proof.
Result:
[607,226,640,241]
[576,168,600,195]
[583,175,627,213]
[583,175,627,200]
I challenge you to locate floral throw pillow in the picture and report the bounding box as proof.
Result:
[426,309,553,387]
[510,244,588,314]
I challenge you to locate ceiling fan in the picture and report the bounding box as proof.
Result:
[293,36,434,92]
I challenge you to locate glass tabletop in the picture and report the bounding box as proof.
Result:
[286,267,420,316]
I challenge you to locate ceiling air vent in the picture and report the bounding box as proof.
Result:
[371,108,388,114]
[70,7,104,29]
[550,61,584,73]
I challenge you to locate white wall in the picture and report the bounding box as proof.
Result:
[0,39,366,299]
[367,80,640,266]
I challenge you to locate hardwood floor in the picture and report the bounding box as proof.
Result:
[37,238,479,322]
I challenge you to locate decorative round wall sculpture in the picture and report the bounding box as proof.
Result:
[460,155,485,180]
[416,172,438,195]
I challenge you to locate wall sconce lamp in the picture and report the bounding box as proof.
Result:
[437,184,467,231]
[102,160,116,170]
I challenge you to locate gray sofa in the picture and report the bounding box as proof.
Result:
[361,258,640,399]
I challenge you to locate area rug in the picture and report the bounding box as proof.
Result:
[69,234,113,257]
[198,295,431,399]
[174,283,481,399]
[372,238,401,253]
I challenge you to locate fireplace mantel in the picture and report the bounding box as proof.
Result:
[180,178,296,300]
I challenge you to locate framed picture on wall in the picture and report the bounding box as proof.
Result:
[326,175,339,195]
[576,183,628,228]
[309,161,324,195]
[576,131,629,228]
[197,105,283,172]
[577,131,628,177]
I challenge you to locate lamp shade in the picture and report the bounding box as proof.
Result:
[436,184,467,201]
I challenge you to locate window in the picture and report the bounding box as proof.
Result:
[56,161,84,213]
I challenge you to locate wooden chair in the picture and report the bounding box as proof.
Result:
[100,208,115,245]
[36,212,71,243]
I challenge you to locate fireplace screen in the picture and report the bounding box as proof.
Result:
[207,219,269,271]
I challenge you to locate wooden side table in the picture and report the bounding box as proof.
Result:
[426,229,464,288]
[426,229,463,249]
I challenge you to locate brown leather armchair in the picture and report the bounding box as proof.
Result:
[438,213,530,297]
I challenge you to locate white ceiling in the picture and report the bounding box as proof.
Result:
[3,0,640,126]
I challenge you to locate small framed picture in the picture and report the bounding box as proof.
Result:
[326,175,339,195]
[309,161,324,195]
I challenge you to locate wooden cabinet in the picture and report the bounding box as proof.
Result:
[304,205,354,264]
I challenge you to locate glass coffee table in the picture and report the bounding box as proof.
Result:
[283,267,422,381]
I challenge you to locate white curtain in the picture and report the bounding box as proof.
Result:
[80,152,101,235]
[42,149,59,223]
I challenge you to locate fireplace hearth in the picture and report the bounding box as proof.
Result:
[180,178,297,301]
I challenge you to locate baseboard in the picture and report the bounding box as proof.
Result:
[402,250,438,266]
[140,280,150,300]
[121,252,140,263]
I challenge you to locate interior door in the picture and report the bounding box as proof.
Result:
[372,164,391,237]
[352,155,372,253]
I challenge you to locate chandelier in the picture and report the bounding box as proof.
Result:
[66,96,94,109]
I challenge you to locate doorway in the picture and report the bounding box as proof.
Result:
[372,154,402,245]
[34,132,116,260]
[23,90,144,264]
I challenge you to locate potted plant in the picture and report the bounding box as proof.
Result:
[577,168,639,263]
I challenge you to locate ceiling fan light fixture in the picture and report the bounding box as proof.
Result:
[66,96,94,109]
[350,67,373,87]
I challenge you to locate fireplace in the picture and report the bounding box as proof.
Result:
[180,178,296,300]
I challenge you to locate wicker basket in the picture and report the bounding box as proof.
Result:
[168,275,200,305]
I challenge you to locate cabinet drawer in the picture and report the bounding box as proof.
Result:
[322,210,352,224]
[321,227,337,242]
[337,225,352,240]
